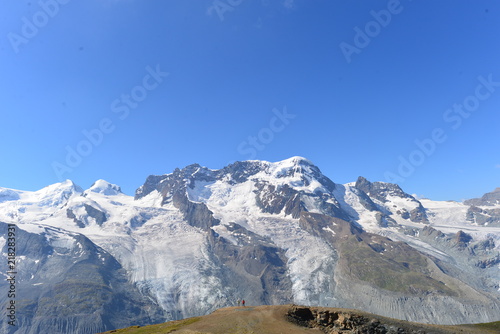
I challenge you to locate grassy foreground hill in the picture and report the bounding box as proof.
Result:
[99,305,500,334]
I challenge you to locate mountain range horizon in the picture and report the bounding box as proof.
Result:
[3,156,498,203]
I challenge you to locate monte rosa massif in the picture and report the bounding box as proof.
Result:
[0,157,499,334]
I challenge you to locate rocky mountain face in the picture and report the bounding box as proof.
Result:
[0,222,165,334]
[464,187,500,206]
[1,157,499,333]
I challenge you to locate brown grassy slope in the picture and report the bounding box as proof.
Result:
[99,305,500,334]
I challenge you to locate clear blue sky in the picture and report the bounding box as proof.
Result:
[1,0,499,201]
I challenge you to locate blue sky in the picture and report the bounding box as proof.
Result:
[1,0,499,201]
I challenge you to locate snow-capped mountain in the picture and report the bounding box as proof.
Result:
[1,157,499,333]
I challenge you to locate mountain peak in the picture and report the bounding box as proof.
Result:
[88,179,122,196]
[40,179,83,194]
[278,156,314,166]
[135,157,336,202]
[35,180,83,207]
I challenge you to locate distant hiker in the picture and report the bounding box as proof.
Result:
[237,299,241,306]
[242,299,245,307]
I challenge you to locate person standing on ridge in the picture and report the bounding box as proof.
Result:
[242,299,245,307]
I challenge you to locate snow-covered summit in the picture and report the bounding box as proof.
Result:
[135,157,338,217]
[248,156,315,171]
[0,180,82,224]
[266,156,320,177]
[36,180,83,207]
[87,179,122,196]
[274,155,314,166]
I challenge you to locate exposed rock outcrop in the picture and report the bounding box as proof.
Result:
[464,187,500,206]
